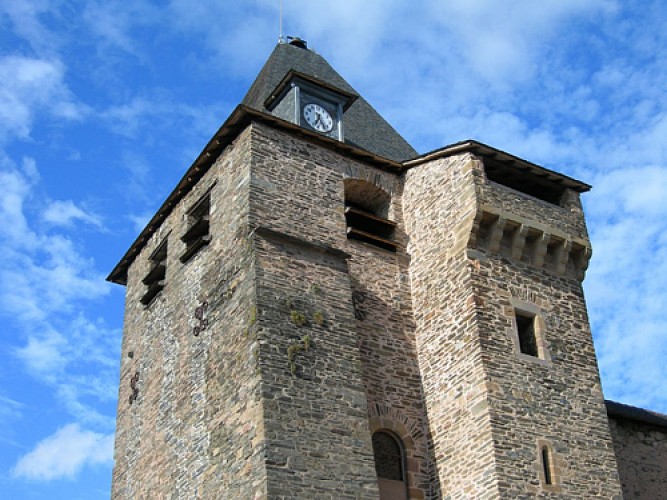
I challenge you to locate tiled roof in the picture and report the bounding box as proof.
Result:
[242,42,417,162]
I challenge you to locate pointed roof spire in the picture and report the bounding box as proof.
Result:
[242,42,417,162]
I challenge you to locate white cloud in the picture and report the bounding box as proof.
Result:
[81,1,163,56]
[129,212,152,233]
[9,313,120,426]
[0,164,37,248]
[167,0,277,75]
[0,394,24,423]
[43,200,103,229]
[15,330,68,381]
[0,160,118,425]
[12,424,114,481]
[101,97,161,137]
[100,95,223,141]
[21,156,40,183]
[584,160,667,411]
[55,383,117,428]
[0,56,86,141]
[593,166,667,218]
[0,164,108,323]
[0,1,61,55]
[0,234,108,323]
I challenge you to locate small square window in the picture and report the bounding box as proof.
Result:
[141,239,167,306]
[516,311,538,357]
[180,192,211,263]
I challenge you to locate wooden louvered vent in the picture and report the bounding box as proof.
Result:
[141,239,167,306]
[180,193,211,263]
[345,204,397,252]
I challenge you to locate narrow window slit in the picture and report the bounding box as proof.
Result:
[542,446,553,485]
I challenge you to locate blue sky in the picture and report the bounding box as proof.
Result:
[0,1,665,498]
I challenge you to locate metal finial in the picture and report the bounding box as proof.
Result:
[278,0,285,43]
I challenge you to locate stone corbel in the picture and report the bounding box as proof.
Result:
[575,246,592,280]
[554,240,572,275]
[511,224,529,261]
[533,232,550,269]
[487,217,507,253]
[468,209,485,250]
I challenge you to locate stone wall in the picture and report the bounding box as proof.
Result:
[253,234,379,498]
[471,254,622,497]
[249,122,434,499]
[112,120,629,499]
[609,415,667,499]
[403,153,623,498]
[112,128,267,499]
[250,121,381,498]
[470,157,621,497]
[404,154,500,498]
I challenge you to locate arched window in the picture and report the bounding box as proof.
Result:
[372,431,407,500]
[344,180,397,251]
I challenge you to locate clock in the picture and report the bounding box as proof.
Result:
[303,103,334,133]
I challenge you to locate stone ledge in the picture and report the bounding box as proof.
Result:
[253,225,350,261]
[468,206,592,280]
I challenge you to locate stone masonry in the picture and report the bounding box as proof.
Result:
[607,404,667,499]
[112,128,267,498]
[112,120,627,498]
[109,41,665,500]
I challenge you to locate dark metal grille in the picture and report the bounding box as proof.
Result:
[372,431,403,481]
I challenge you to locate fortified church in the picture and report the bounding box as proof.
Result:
[108,39,667,499]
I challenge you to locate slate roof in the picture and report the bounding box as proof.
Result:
[106,41,588,285]
[241,41,417,162]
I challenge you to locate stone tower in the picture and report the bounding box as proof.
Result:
[108,40,623,498]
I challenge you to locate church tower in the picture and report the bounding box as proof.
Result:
[108,40,623,498]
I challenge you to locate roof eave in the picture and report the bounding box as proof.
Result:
[402,139,591,193]
[606,399,667,428]
[107,106,401,285]
[264,70,358,111]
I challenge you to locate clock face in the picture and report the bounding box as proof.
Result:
[303,103,334,133]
